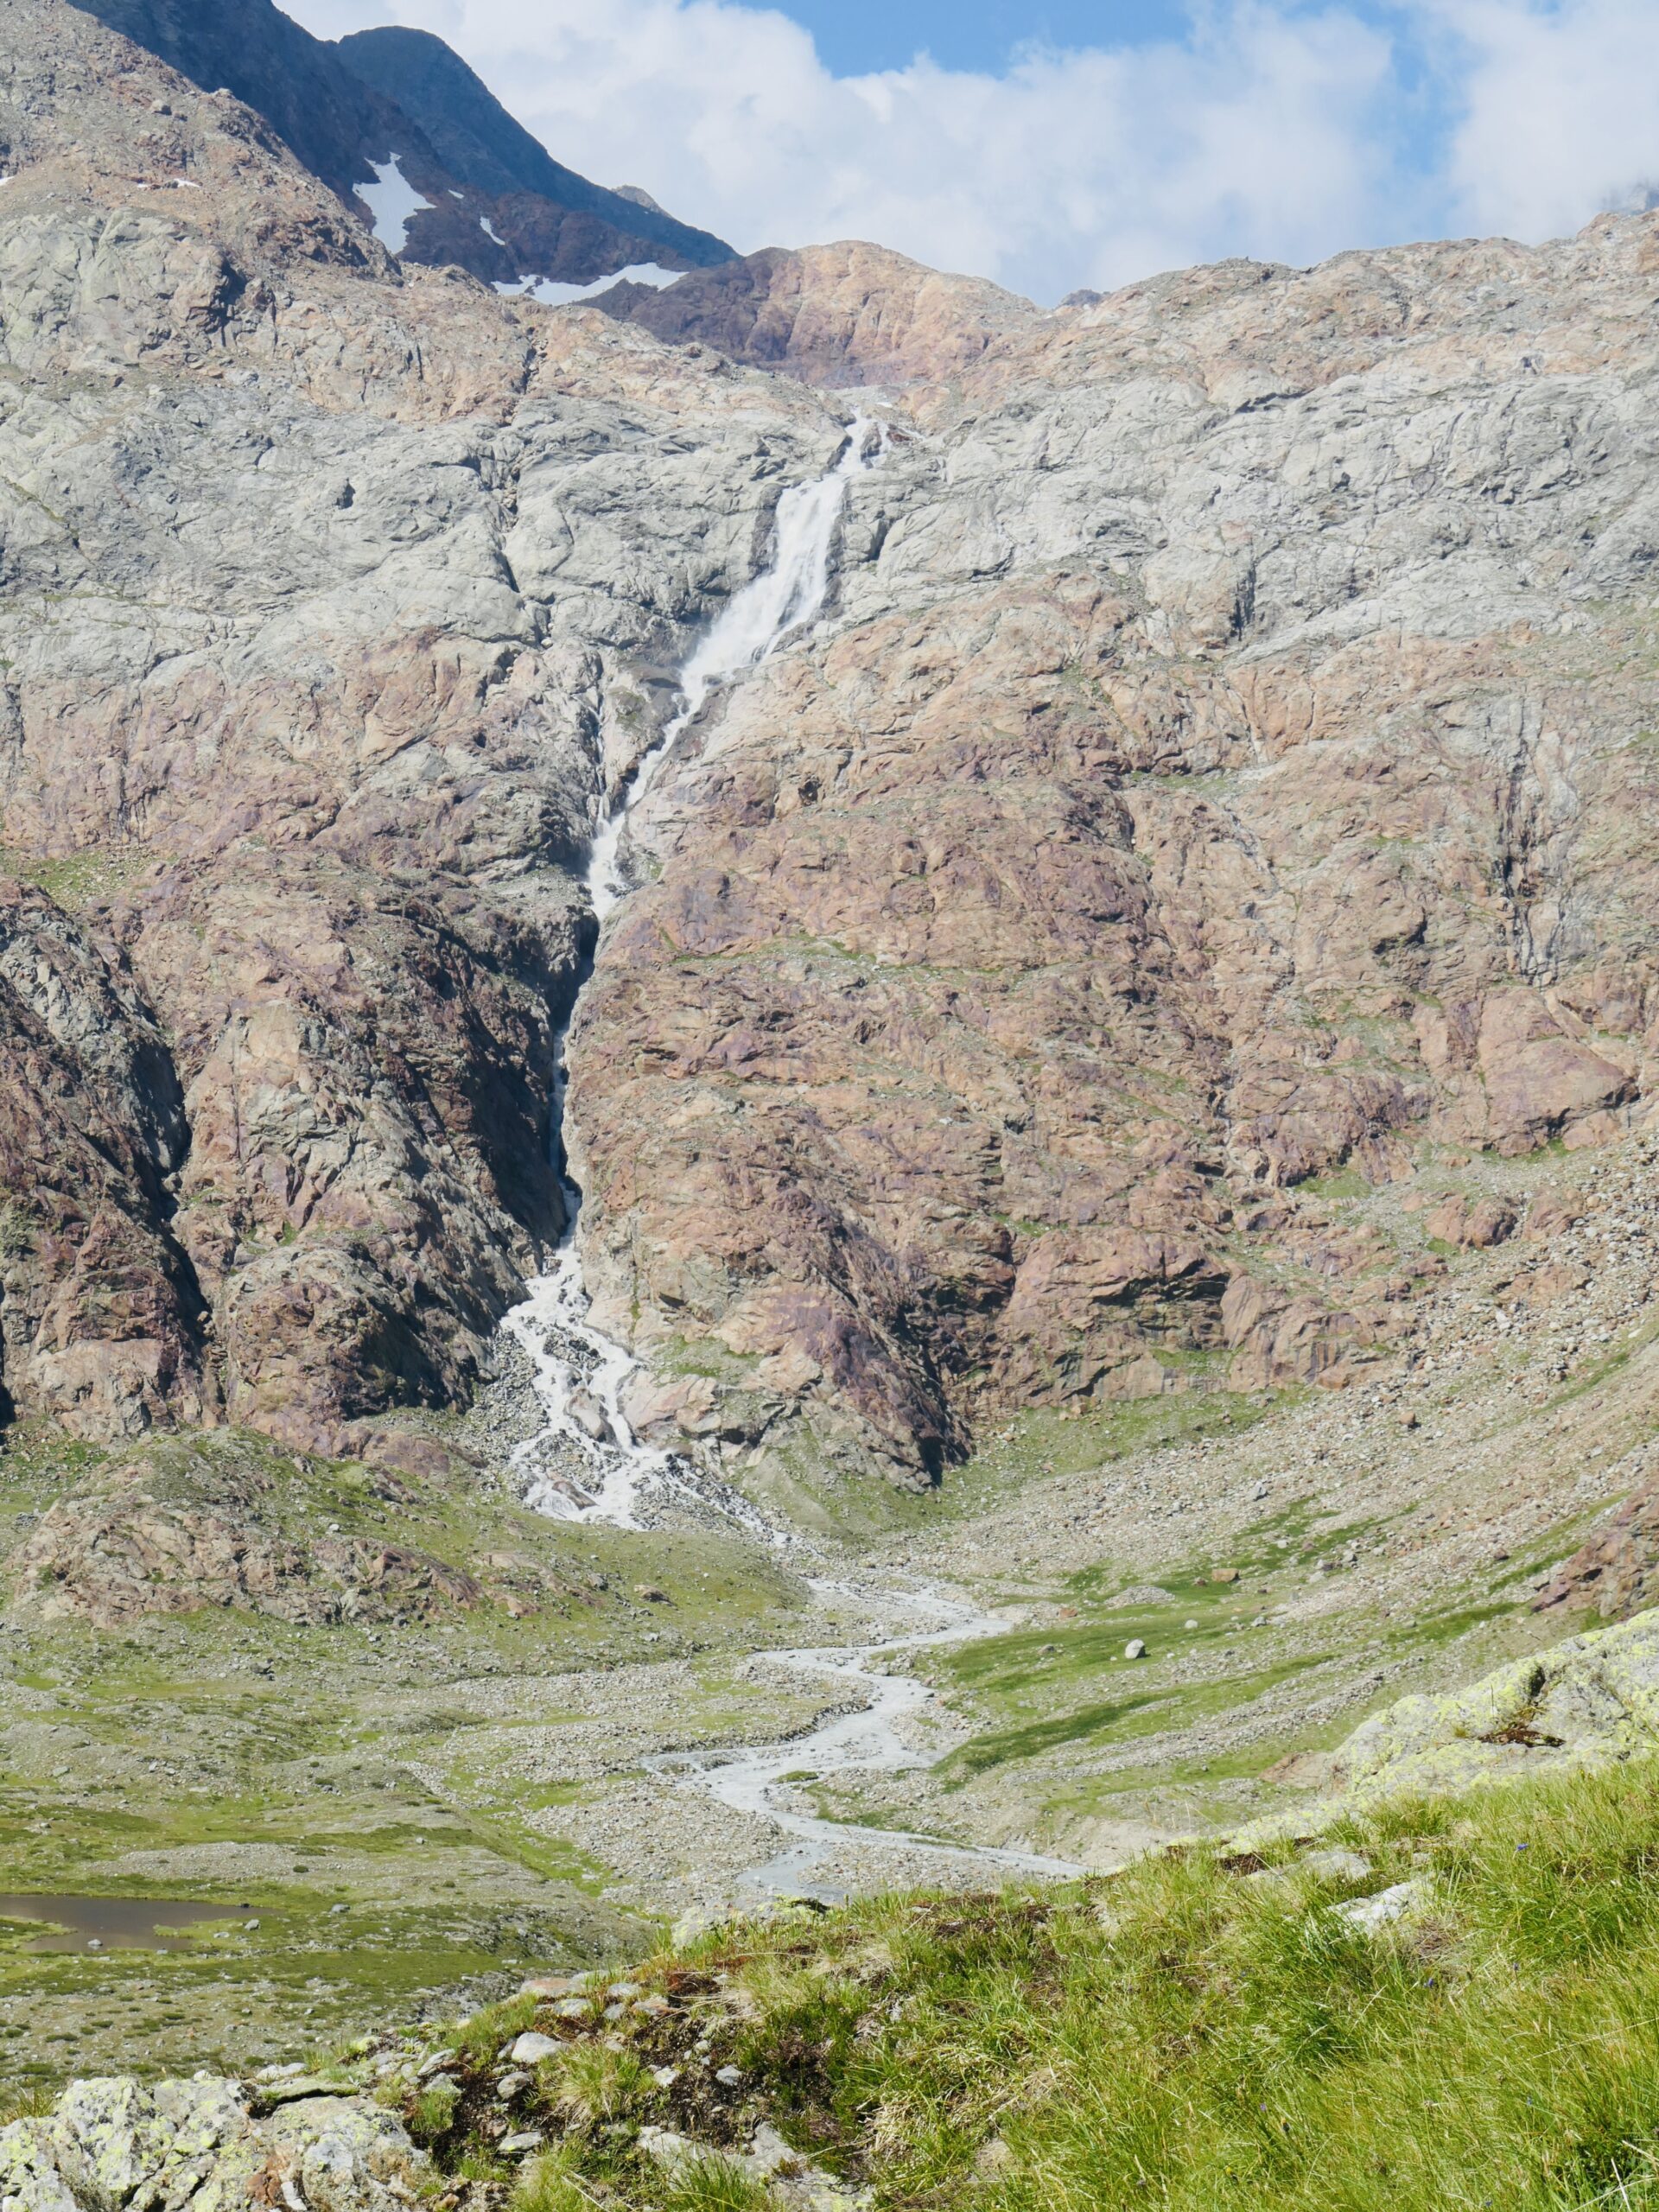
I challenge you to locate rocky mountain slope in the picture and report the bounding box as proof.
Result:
[3,0,1659,1514]
[0,0,832,1454]
[69,0,734,283]
[580,222,1659,1495]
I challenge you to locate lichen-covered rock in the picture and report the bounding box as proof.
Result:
[1327,1610,1659,1802]
[0,2078,424,2212]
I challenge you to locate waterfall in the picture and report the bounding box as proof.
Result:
[500,418,882,1530]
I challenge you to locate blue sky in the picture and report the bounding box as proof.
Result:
[289,0,1659,304]
[764,0,1196,73]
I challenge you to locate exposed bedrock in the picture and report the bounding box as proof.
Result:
[571,224,1659,1491]
[0,0,842,1453]
[7,0,1659,1498]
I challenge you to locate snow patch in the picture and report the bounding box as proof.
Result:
[480,216,506,246]
[353,155,432,252]
[493,262,685,307]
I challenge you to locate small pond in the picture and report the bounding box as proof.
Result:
[0,1894,246,1952]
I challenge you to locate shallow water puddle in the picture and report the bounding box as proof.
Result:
[0,1894,238,1951]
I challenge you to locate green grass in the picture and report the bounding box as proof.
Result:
[0,1422,824,2090]
[406,1757,1659,2212]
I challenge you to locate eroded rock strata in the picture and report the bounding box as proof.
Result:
[582,227,1659,1490]
[0,0,837,1454]
[3,0,1659,1504]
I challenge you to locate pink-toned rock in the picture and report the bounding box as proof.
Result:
[1424,1196,1518,1249]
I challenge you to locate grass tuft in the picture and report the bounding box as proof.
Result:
[659,2157,776,2212]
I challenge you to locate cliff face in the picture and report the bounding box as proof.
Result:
[3,0,1659,1499]
[0,0,836,1453]
[575,232,1659,1490]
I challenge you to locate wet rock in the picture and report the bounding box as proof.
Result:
[566,1392,613,1445]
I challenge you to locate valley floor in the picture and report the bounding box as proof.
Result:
[3,1132,1657,2096]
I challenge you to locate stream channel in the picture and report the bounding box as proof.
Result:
[499,418,1081,1902]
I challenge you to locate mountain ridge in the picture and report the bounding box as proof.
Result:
[67,0,735,284]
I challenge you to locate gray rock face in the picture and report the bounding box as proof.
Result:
[9,0,1659,1502]
[0,0,839,1453]
[571,219,1659,1487]
[0,2078,425,2212]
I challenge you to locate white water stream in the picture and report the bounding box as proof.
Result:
[647,1580,1083,1901]
[499,418,1082,1896]
[501,420,880,1534]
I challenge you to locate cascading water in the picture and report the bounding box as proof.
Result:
[500,419,883,1532]
[497,416,1084,1896]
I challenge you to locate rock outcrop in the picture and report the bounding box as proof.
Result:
[1535,1475,1659,1620]
[0,0,838,1455]
[9,1450,485,1627]
[601,241,1037,388]
[574,225,1659,1487]
[1325,1608,1659,1803]
[0,2077,425,2212]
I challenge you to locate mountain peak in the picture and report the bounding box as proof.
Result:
[67,0,734,285]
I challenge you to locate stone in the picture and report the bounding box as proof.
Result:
[497,2133,544,2157]
[1123,1640,1147,1661]
[1211,1569,1240,1586]
[1535,1480,1659,1621]
[507,2033,561,2066]
[749,2126,806,2178]
[715,2066,743,2087]
[1300,1848,1374,1885]
[637,2126,700,2172]
[0,2079,426,2212]
[1333,1880,1427,1932]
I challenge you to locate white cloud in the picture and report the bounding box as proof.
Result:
[1427,0,1659,241]
[284,0,1659,302]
